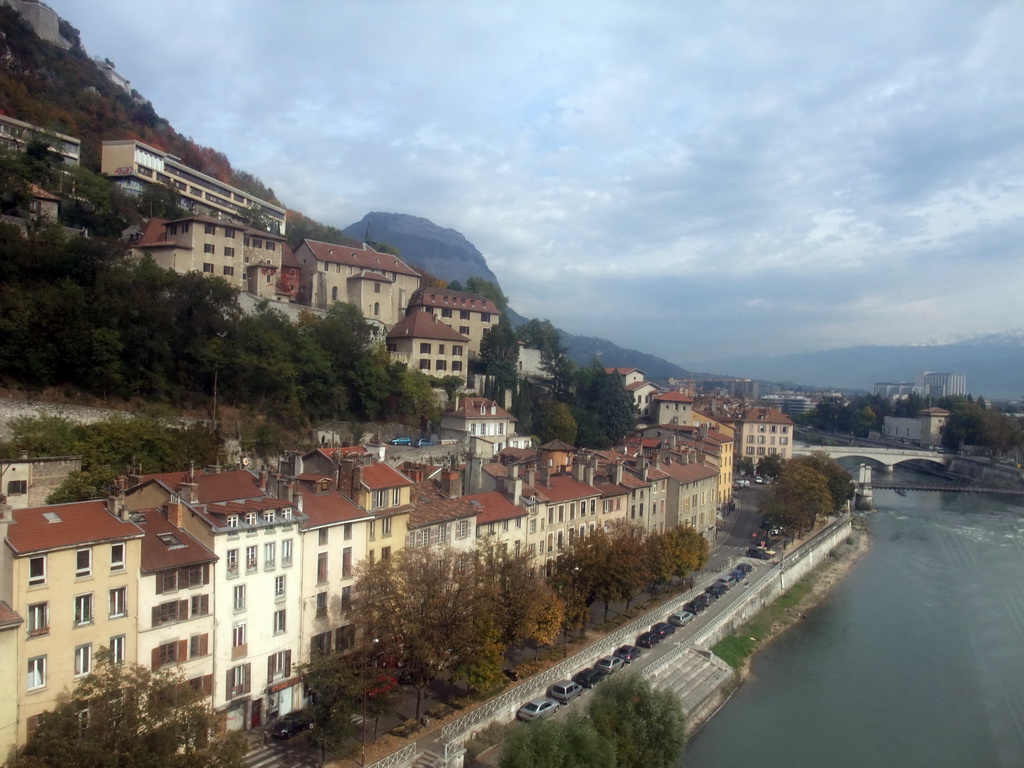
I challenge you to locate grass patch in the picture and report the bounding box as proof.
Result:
[712,572,818,669]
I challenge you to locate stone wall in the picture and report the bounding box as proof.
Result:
[0,398,121,442]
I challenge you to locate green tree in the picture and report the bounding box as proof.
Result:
[762,462,834,535]
[465,276,509,311]
[756,452,786,480]
[573,362,636,448]
[587,675,686,768]
[789,452,854,512]
[298,651,360,766]
[15,651,246,768]
[499,714,614,768]
[536,401,578,445]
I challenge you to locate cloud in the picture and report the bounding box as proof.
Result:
[49,0,1024,369]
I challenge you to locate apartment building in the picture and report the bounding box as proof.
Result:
[440,397,525,455]
[1,496,144,745]
[0,598,19,759]
[386,312,470,381]
[406,288,501,358]
[1,454,81,510]
[658,459,719,540]
[294,239,422,324]
[0,114,80,166]
[101,140,286,234]
[334,455,413,567]
[653,390,694,427]
[723,407,795,463]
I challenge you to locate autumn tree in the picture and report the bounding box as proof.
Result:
[761,462,833,535]
[789,452,854,512]
[647,525,708,594]
[15,651,246,768]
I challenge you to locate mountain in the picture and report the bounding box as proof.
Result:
[343,212,499,285]
[695,331,1024,400]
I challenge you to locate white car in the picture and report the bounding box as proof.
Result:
[594,655,625,675]
[516,697,560,721]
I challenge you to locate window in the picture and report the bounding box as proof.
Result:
[224,246,235,257]
[233,584,246,612]
[74,594,93,626]
[264,542,275,569]
[268,650,291,682]
[28,602,48,636]
[227,549,238,575]
[282,539,293,566]
[420,342,432,354]
[109,587,127,618]
[159,570,178,593]
[315,591,327,618]
[419,359,431,370]
[318,528,329,546]
[436,360,447,371]
[392,488,401,506]
[374,282,381,294]
[227,514,239,529]
[341,586,351,611]
[373,302,380,315]
[273,609,286,635]
[331,286,339,301]
[224,227,235,238]
[252,237,263,248]
[226,663,250,698]
[452,345,463,356]
[28,555,46,586]
[153,599,184,625]
[341,547,352,578]
[74,644,92,677]
[246,545,257,572]
[438,344,445,355]
[27,656,46,690]
[203,243,215,254]
[441,308,452,318]
[459,325,470,335]
[316,553,328,584]
[231,623,246,657]
[188,564,208,587]
[372,490,387,510]
[110,543,125,571]
[452,361,463,372]
[264,509,276,523]
[266,241,275,251]
[7,479,27,495]
[274,575,286,601]
[382,516,392,537]
[246,511,258,527]
[456,519,469,539]
[460,310,470,319]
[190,594,209,617]
[202,263,214,273]
[110,635,125,664]
[190,633,209,658]
[381,546,391,561]
[76,548,92,578]
[204,224,216,235]
[481,313,492,323]
[343,523,352,540]
[223,266,234,276]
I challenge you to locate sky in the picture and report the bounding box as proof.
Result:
[45,0,1024,367]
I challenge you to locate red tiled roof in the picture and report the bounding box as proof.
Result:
[300,239,421,278]
[528,474,600,503]
[540,440,576,452]
[280,243,300,269]
[0,601,23,629]
[7,499,144,555]
[361,462,414,491]
[408,288,500,315]
[29,183,60,202]
[387,311,469,342]
[446,397,515,421]
[349,270,391,283]
[471,492,526,524]
[659,462,718,484]
[605,367,643,376]
[297,487,369,529]
[137,509,216,573]
[196,471,265,503]
[408,495,477,527]
[657,391,693,403]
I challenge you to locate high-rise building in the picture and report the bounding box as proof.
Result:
[920,372,966,398]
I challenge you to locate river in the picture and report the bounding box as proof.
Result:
[685,465,1024,768]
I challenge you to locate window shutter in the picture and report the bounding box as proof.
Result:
[151,606,160,626]
[200,634,209,657]
[203,564,210,585]
[267,655,274,682]
[284,650,292,677]
[178,599,189,620]
[242,663,251,694]
[178,639,188,662]
[151,646,161,669]
[226,670,233,696]
[203,674,213,696]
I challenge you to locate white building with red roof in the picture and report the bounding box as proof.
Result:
[440,397,529,455]
[406,287,502,359]
[386,311,470,381]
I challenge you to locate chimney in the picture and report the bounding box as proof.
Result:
[178,481,199,504]
[538,463,551,487]
[336,458,362,502]
[467,454,484,494]
[613,461,624,485]
[586,455,597,487]
[106,485,127,520]
[296,495,304,514]
[0,498,13,542]
[165,500,185,528]
[572,458,584,482]
[259,468,269,491]
[283,480,295,503]
[19,449,28,460]
[442,466,462,498]
[525,466,536,488]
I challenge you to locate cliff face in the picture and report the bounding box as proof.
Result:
[343,212,499,285]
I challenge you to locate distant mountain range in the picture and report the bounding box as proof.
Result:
[695,331,1024,400]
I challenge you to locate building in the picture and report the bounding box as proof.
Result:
[440,397,525,455]
[406,288,501,359]
[657,458,719,539]
[130,216,285,295]
[1,454,81,510]
[873,382,917,398]
[919,408,949,447]
[722,407,795,463]
[0,113,80,166]
[293,240,421,324]
[921,372,966,398]
[386,312,470,381]
[1,495,145,745]
[0,596,20,760]
[652,391,694,427]
[101,140,286,235]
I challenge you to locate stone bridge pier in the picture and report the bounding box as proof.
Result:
[855,463,873,509]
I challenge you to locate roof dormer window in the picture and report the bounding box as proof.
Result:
[246,512,258,526]
[227,515,239,528]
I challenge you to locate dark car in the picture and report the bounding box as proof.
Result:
[573,667,608,689]
[636,630,660,648]
[747,547,773,560]
[614,645,642,664]
[714,577,732,591]
[652,621,676,638]
[736,562,754,574]
[271,710,312,740]
[685,597,709,614]
[706,583,728,598]
[728,569,746,583]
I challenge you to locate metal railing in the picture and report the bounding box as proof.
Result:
[366,743,417,768]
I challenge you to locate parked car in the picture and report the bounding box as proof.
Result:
[635,631,660,648]
[706,583,728,598]
[388,437,412,445]
[652,621,676,638]
[668,610,695,627]
[516,697,560,721]
[728,569,746,583]
[595,655,625,675]
[746,548,773,560]
[714,578,732,591]
[572,667,607,689]
[416,438,434,447]
[271,710,312,740]
[736,562,754,574]
[548,680,584,704]
[614,645,642,664]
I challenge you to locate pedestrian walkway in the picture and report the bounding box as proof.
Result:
[650,648,734,714]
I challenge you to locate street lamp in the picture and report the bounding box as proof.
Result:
[361,637,379,767]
